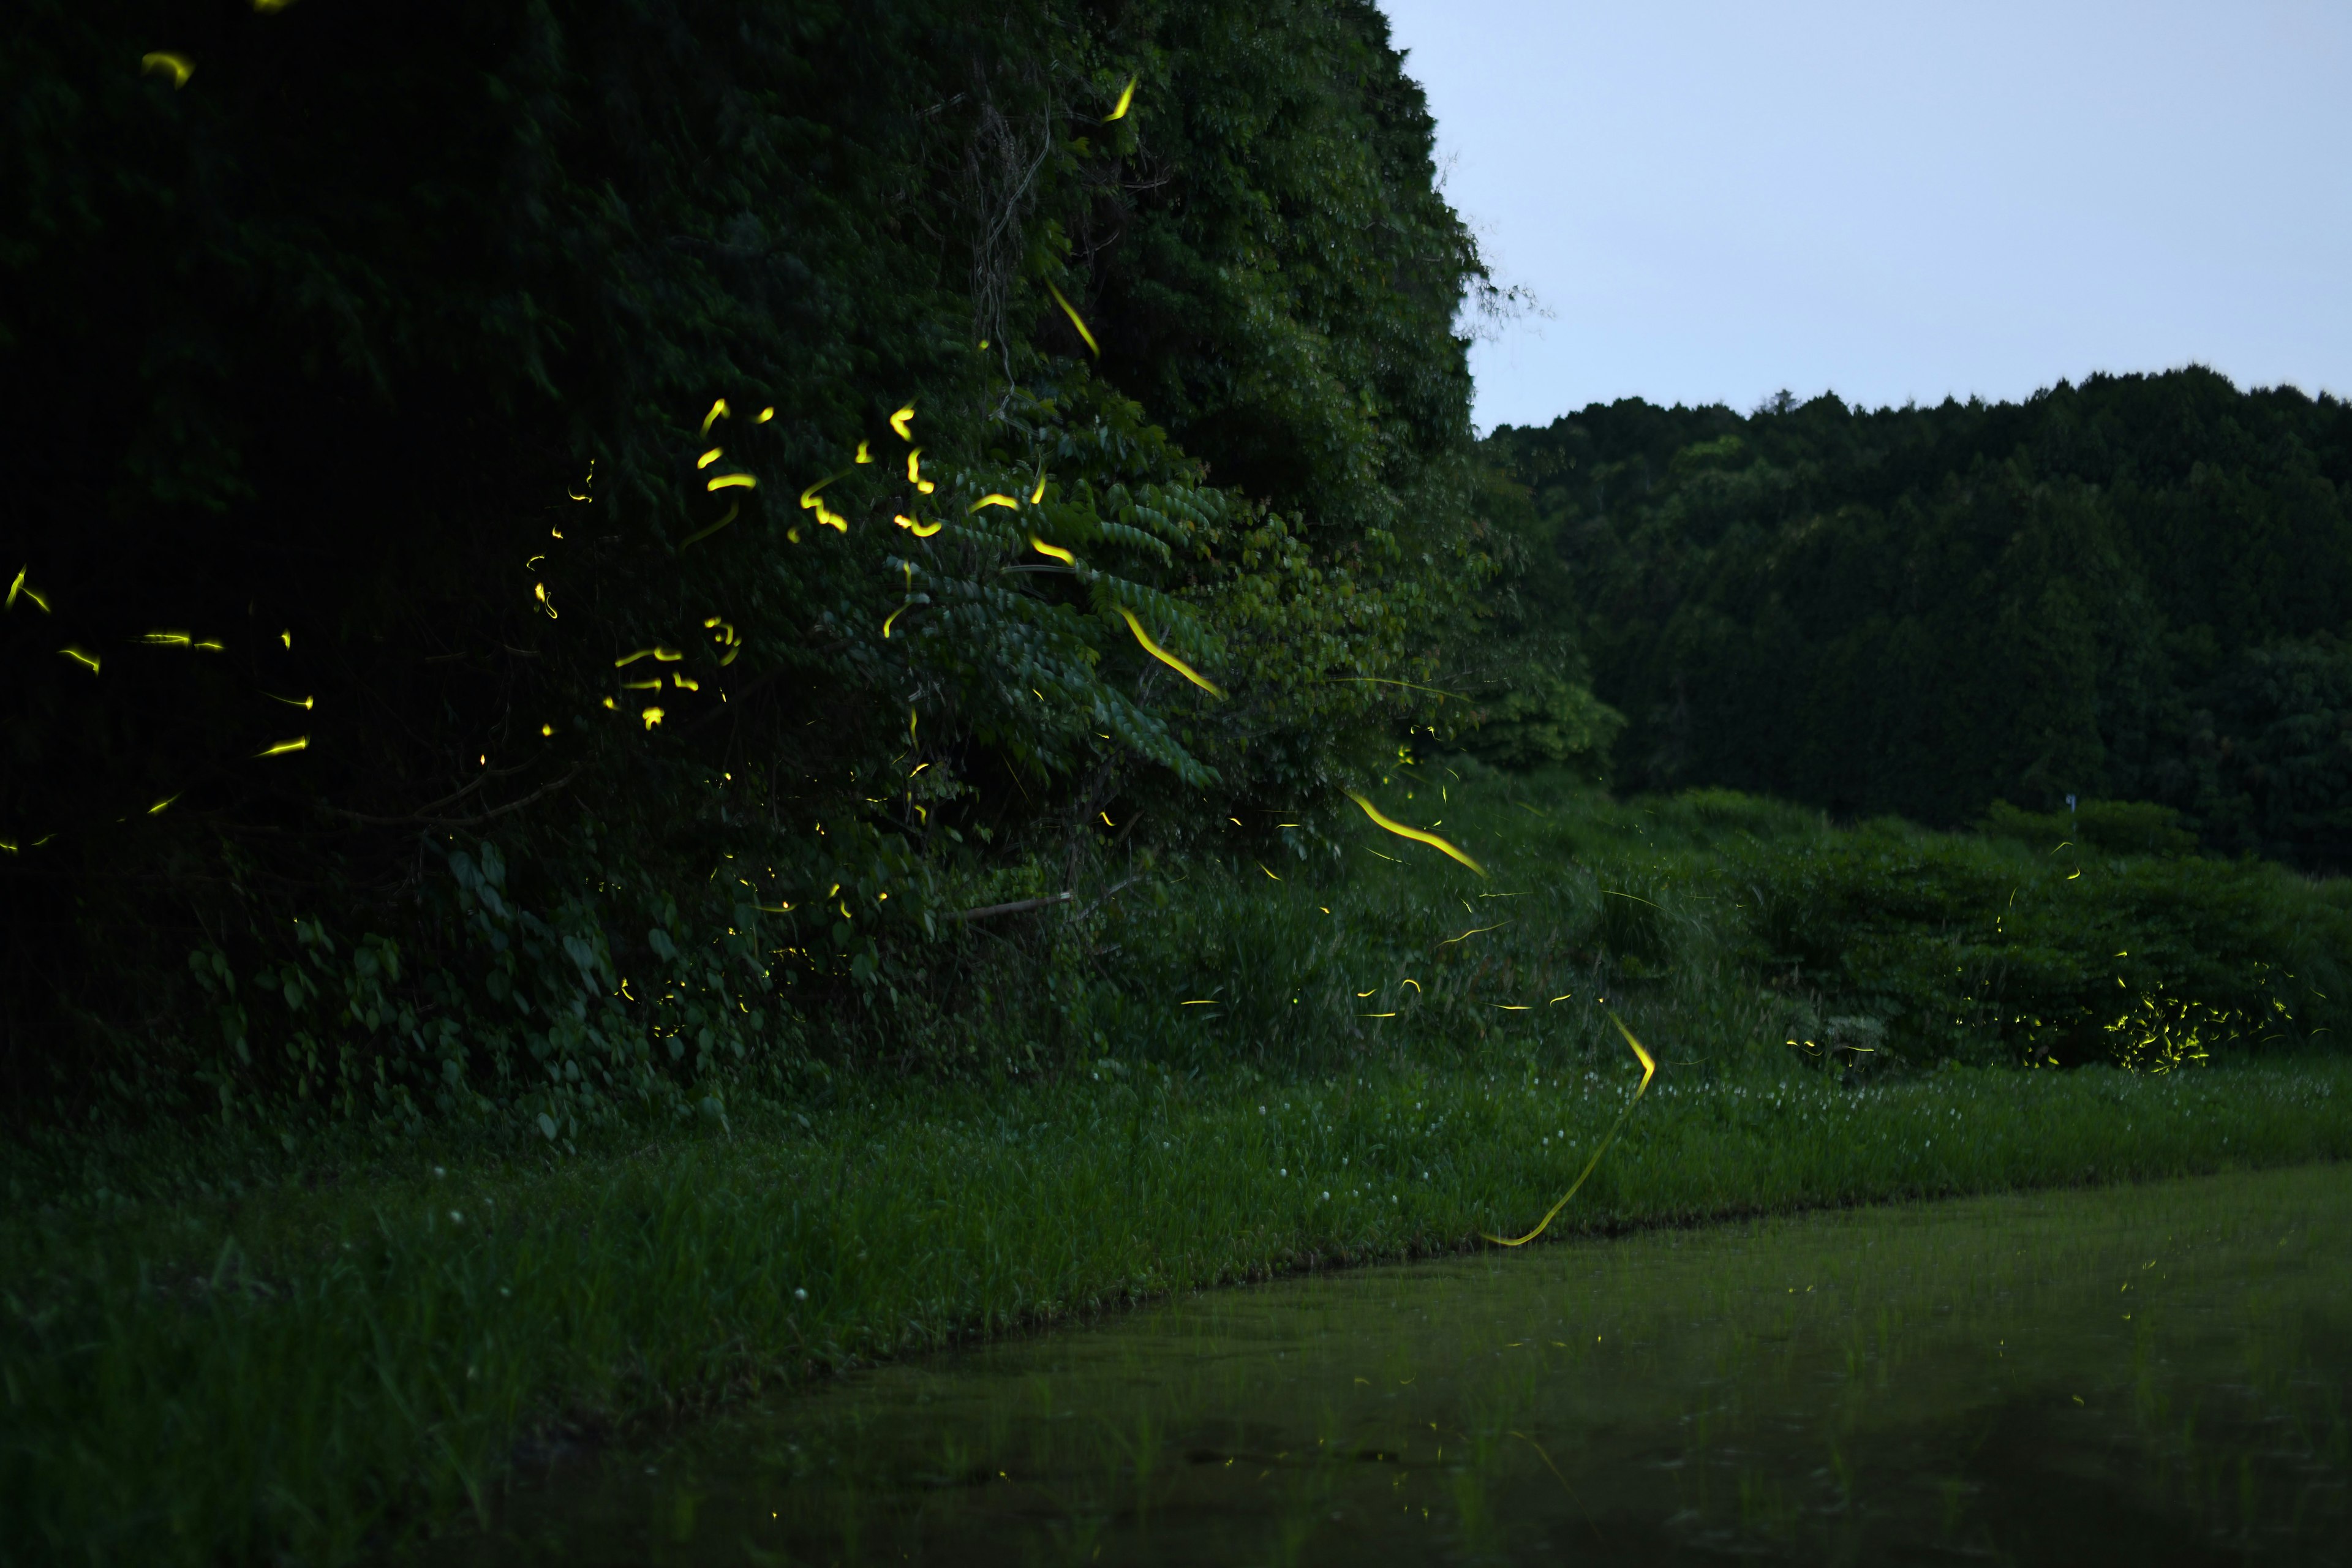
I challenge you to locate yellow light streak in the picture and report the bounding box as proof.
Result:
[680,503,739,548]
[1344,791,1484,876]
[620,677,662,690]
[671,673,698,690]
[881,603,910,639]
[1029,474,1047,504]
[1260,864,1281,880]
[256,736,309,758]
[265,693,313,710]
[1360,1012,1398,1019]
[141,52,194,86]
[603,696,617,709]
[8,569,50,612]
[1181,1000,1218,1006]
[855,440,872,464]
[1045,280,1100,356]
[1482,1012,1657,1248]
[541,723,554,737]
[755,406,774,423]
[894,514,943,537]
[1030,535,1075,565]
[535,582,557,617]
[149,794,180,815]
[1115,607,1222,696]
[281,630,292,648]
[971,493,1019,511]
[641,706,665,729]
[1401,978,1422,992]
[137,631,192,646]
[1106,75,1137,121]
[1440,921,1507,944]
[1493,1005,1531,1011]
[59,646,100,673]
[890,404,916,440]
[706,473,756,491]
[701,399,729,436]
[614,647,682,666]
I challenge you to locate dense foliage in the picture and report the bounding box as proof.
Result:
[1483,369,2352,867]
[1,0,1503,1127]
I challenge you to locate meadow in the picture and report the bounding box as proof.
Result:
[6,771,2350,1565]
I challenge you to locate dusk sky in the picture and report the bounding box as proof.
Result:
[1376,0,2352,431]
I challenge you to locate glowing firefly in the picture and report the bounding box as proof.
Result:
[1482,1012,1656,1248]
[615,647,683,666]
[1030,474,1048,504]
[621,678,662,690]
[1106,74,1137,121]
[701,399,729,436]
[1030,536,1075,565]
[1115,608,1221,696]
[697,448,722,469]
[7,570,50,612]
[541,723,554,737]
[641,707,665,729]
[256,736,309,758]
[148,794,180,815]
[855,440,873,464]
[680,503,739,548]
[706,473,756,491]
[671,673,698,690]
[59,647,100,673]
[881,603,910,639]
[1344,792,1483,876]
[1045,281,1099,356]
[266,693,314,710]
[971,494,1019,512]
[907,450,934,494]
[889,404,916,440]
[141,53,193,87]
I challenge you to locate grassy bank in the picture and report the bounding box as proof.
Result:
[6,1057,2350,1564]
[9,771,2352,1565]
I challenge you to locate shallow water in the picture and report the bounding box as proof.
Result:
[452,1164,2351,1566]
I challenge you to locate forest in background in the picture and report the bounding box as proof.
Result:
[1482,370,2352,869]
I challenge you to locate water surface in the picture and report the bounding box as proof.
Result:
[454,1164,2351,1565]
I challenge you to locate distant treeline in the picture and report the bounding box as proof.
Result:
[1480,369,2352,870]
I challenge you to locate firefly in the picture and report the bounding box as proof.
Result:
[1106,75,1137,121]
[1344,791,1483,876]
[707,473,756,491]
[59,647,100,673]
[1045,281,1100,356]
[1482,1014,1656,1248]
[907,450,934,494]
[1115,608,1221,696]
[698,448,722,469]
[1030,536,1075,565]
[701,399,729,436]
[141,52,194,87]
[971,494,1019,512]
[889,404,916,440]
[7,570,51,612]
[256,736,309,758]
[641,707,665,729]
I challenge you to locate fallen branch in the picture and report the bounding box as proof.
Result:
[949,891,1072,922]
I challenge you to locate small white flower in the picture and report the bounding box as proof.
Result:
[794,1287,808,1300]
[448,1210,464,1224]
[1321,1190,1330,1200]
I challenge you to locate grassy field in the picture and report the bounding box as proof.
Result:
[6,773,2351,1564]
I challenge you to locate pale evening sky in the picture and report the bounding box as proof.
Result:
[1375,0,2352,431]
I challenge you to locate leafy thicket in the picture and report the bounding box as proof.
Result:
[0,0,1504,1130]
[1482,369,2352,867]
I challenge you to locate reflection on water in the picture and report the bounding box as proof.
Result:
[450,1165,2351,1566]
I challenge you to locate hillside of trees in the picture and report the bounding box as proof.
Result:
[1,0,1501,1125]
[1480,369,2352,870]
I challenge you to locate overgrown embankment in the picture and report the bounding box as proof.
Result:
[7,773,2350,1565]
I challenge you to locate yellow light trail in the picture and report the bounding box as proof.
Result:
[971,493,1020,511]
[614,647,682,666]
[890,404,916,440]
[701,399,729,436]
[680,503,739,548]
[641,706,665,729]
[855,440,872,464]
[1344,792,1483,876]
[894,514,943,537]
[706,473,756,491]
[141,52,193,86]
[1030,473,1048,504]
[149,794,180,815]
[1116,608,1221,696]
[1045,281,1100,356]
[1106,75,1137,121]
[59,646,100,673]
[256,736,309,758]
[265,693,314,709]
[1030,535,1075,565]
[7,570,50,612]
[1482,1012,1657,1248]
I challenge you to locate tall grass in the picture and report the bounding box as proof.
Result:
[6,770,2351,1564]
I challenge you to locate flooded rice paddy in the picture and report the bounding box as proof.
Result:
[450,1163,2350,1565]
